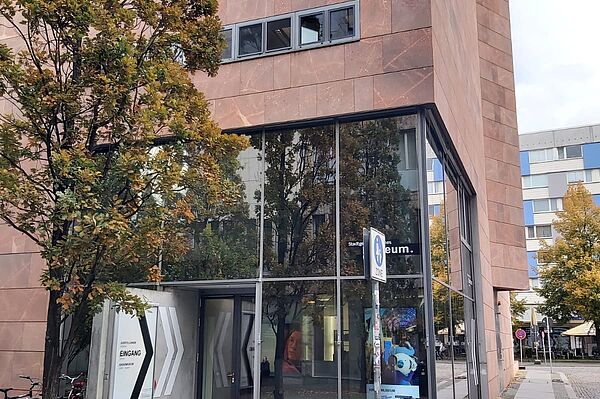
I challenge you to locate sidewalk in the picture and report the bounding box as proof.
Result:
[502,367,578,399]
[514,369,553,398]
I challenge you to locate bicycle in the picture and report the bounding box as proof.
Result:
[58,373,86,399]
[0,375,40,399]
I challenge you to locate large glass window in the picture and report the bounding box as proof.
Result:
[148,111,484,399]
[341,279,429,399]
[161,134,262,281]
[260,281,337,399]
[340,115,421,276]
[262,125,336,277]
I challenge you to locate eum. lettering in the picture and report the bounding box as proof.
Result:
[347,240,421,255]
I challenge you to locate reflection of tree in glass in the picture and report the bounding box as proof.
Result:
[260,126,335,398]
[431,210,450,335]
[340,116,420,275]
[430,208,465,350]
[261,126,336,277]
[161,139,259,280]
[240,25,262,54]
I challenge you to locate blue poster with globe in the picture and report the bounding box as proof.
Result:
[365,307,420,399]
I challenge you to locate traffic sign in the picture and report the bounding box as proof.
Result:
[515,328,526,340]
[369,228,387,283]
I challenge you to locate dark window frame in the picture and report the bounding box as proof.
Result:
[220,28,234,61]
[237,22,264,57]
[329,6,355,41]
[266,17,293,52]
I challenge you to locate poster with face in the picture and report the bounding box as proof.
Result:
[283,326,302,375]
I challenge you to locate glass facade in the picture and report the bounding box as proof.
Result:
[426,138,480,399]
[156,111,480,399]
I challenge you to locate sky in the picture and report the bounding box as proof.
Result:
[510,1,600,134]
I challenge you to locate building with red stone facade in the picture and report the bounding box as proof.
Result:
[0,1,527,398]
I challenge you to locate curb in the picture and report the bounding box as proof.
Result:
[558,372,577,399]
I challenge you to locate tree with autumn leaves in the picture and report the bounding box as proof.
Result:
[0,1,247,396]
[536,183,600,350]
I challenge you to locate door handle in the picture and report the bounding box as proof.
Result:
[227,372,235,383]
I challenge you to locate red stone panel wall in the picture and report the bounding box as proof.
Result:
[0,224,46,391]
[430,0,526,395]
[476,0,527,391]
[476,0,527,292]
[195,0,434,130]
[0,25,46,392]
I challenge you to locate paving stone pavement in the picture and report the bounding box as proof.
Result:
[555,365,600,399]
[502,362,600,399]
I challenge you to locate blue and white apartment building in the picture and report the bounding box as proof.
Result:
[515,123,600,354]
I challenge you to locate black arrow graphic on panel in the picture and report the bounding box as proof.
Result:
[131,315,154,399]
[242,314,254,386]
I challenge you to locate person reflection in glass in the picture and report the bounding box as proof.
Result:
[283,328,302,375]
[382,354,398,384]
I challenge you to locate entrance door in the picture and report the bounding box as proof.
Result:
[201,296,255,399]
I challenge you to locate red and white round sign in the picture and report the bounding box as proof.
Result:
[515,328,526,340]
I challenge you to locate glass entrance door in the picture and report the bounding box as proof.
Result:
[202,296,255,399]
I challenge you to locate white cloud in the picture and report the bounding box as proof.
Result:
[510,1,600,133]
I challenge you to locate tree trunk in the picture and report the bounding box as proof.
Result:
[42,290,63,398]
[595,320,600,357]
[273,315,286,399]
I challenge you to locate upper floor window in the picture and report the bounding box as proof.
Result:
[585,169,600,183]
[238,23,263,56]
[329,7,355,40]
[557,145,582,159]
[428,204,441,217]
[300,13,324,45]
[427,181,443,194]
[220,1,359,62]
[532,198,562,213]
[267,18,292,51]
[523,174,548,188]
[529,144,582,164]
[526,225,552,239]
[567,170,584,184]
[426,158,434,171]
[221,29,233,61]
[529,148,555,163]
